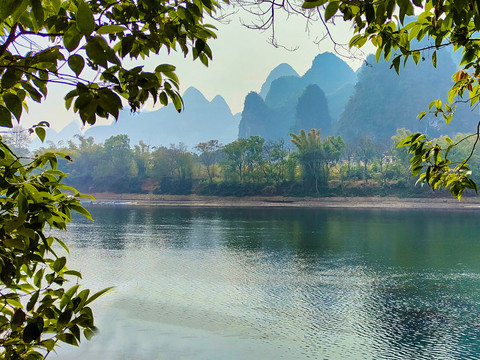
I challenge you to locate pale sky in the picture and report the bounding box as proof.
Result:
[22,9,374,131]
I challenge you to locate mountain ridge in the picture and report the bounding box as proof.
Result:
[239,52,355,140]
[33,87,240,149]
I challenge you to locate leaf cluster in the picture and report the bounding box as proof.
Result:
[398,132,478,199]
[0,0,223,127]
[0,138,112,358]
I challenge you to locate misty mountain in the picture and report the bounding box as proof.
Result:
[327,82,356,120]
[294,84,332,135]
[264,52,356,111]
[35,87,240,149]
[238,92,293,141]
[259,63,299,99]
[337,52,477,141]
[84,87,240,148]
[302,52,357,94]
[239,52,353,140]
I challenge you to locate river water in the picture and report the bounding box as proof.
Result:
[52,206,480,359]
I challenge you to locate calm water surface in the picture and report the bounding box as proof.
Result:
[53,206,480,359]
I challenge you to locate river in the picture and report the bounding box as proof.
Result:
[52,206,480,359]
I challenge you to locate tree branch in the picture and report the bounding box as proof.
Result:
[0,24,18,58]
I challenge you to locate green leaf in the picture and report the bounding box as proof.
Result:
[23,322,41,343]
[432,51,437,68]
[155,64,176,72]
[76,0,95,36]
[375,47,382,63]
[159,92,168,106]
[85,286,114,306]
[69,204,92,220]
[33,269,44,288]
[11,309,25,326]
[57,309,73,331]
[412,50,420,65]
[0,0,23,21]
[120,35,135,57]
[349,34,367,48]
[53,257,67,273]
[64,24,82,52]
[97,88,122,119]
[198,52,209,66]
[68,55,85,77]
[63,270,82,278]
[3,93,22,122]
[365,3,374,23]
[70,324,81,341]
[59,284,80,310]
[31,0,44,27]
[18,193,28,216]
[54,237,70,254]
[74,289,90,312]
[164,72,179,86]
[35,127,46,142]
[83,327,96,340]
[85,37,108,68]
[324,1,339,21]
[57,332,79,346]
[97,25,126,34]
[40,339,56,351]
[26,291,39,312]
[391,55,401,75]
[195,39,206,52]
[4,237,24,250]
[2,69,18,89]
[172,93,182,113]
[66,284,81,299]
[302,0,328,9]
[22,82,42,102]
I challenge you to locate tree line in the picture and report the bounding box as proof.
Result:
[8,127,479,197]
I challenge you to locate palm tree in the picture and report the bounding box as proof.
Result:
[290,129,326,193]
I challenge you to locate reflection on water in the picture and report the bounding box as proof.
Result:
[53,206,480,360]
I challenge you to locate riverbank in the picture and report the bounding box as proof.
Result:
[84,193,480,210]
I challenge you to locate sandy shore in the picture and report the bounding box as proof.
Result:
[83,193,480,210]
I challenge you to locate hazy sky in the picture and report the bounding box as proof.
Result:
[22,9,374,131]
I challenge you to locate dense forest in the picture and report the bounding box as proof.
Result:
[7,128,480,197]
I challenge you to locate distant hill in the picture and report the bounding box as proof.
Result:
[259,63,299,99]
[240,49,478,144]
[302,52,357,94]
[337,52,478,141]
[239,52,354,140]
[238,92,293,141]
[84,87,240,148]
[34,87,240,149]
[265,75,304,110]
[263,53,356,111]
[327,82,355,121]
[294,84,332,135]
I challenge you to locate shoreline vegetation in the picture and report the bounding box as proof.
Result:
[86,193,480,210]
[28,131,480,201]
